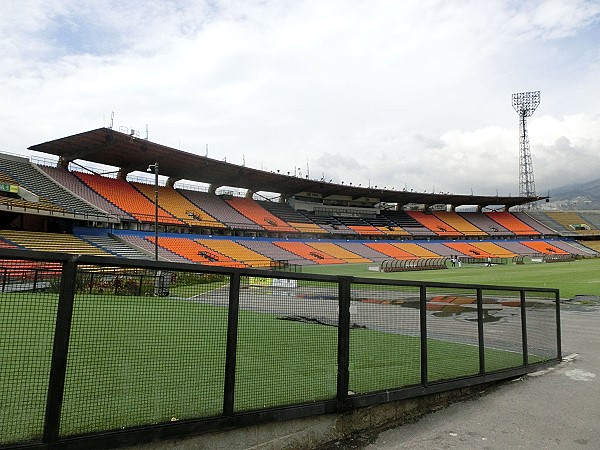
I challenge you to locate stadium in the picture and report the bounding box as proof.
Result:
[1,126,599,268]
[0,125,595,449]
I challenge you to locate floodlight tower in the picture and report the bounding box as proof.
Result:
[512,91,540,201]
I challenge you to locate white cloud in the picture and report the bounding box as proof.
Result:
[1,0,599,199]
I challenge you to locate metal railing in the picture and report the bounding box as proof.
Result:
[0,248,561,449]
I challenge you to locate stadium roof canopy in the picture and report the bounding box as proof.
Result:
[29,128,546,210]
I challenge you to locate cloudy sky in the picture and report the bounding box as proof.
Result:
[1,0,599,197]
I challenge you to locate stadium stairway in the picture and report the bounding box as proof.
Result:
[116,235,191,263]
[80,234,153,260]
[523,211,575,236]
[458,212,512,237]
[178,190,264,231]
[513,211,557,236]
[549,239,599,256]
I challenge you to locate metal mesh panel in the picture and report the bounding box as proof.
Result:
[425,286,479,381]
[524,291,558,361]
[234,276,338,412]
[348,283,421,393]
[481,289,524,372]
[59,267,229,437]
[0,260,62,445]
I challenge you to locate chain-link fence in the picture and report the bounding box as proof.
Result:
[0,250,560,448]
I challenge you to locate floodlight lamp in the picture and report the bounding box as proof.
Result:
[512,91,540,117]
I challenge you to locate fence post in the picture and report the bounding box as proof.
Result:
[555,290,562,361]
[88,272,94,294]
[419,285,428,385]
[223,272,241,416]
[520,290,528,366]
[138,274,144,296]
[33,268,39,291]
[336,276,351,408]
[43,256,79,444]
[2,267,7,293]
[476,288,485,375]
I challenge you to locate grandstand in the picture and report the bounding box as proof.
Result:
[0,126,597,266]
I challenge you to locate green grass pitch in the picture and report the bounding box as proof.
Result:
[302,258,600,299]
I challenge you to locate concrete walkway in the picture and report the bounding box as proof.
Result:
[360,304,600,449]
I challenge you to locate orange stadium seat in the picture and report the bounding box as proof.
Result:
[132,182,225,228]
[444,242,493,258]
[365,243,418,259]
[485,212,540,235]
[226,198,296,232]
[147,236,246,267]
[274,242,346,264]
[306,242,371,263]
[469,242,517,258]
[392,243,441,257]
[75,173,183,225]
[287,222,328,234]
[433,212,486,236]
[346,225,384,235]
[196,239,272,267]
[375,226,410,236]
[520,241,569,255]
[406,211,462,237]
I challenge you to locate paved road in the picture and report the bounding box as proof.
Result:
[360,305,600,449]
[327,305,600,450]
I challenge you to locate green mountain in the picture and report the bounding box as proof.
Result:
[547,178,600,210]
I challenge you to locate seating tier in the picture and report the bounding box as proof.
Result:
[75,173,182,225]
